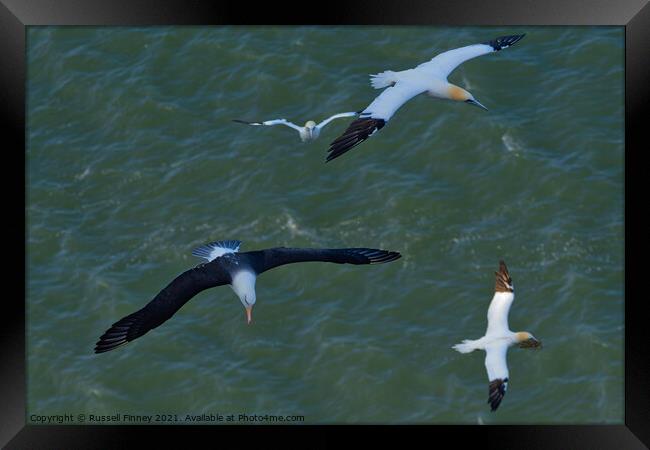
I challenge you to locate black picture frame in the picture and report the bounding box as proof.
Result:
[3,0,646,448]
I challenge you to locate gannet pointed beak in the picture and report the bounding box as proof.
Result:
[245,306,253,325]
[467,98,488,111]
[520,337,542,349]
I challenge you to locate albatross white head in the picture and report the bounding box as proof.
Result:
[230,270,257,324]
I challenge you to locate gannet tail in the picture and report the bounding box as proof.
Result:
[453,339,483,353]
[370,70,397,89]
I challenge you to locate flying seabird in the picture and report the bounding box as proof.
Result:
[233,112,358,142]
[94,240,401,353]
[452,260,541,411]
[326,34,526,162]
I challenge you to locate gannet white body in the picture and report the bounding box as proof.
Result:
[327,34,526,162]
[452,260,541,411]
[233,112,358,142]
[95,240,401,354]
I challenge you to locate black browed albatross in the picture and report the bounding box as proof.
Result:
[94,240,401,353]
[327,34,526,162]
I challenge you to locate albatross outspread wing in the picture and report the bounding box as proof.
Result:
[415,34,526,79]
[94,263,230,353]
[246,247,402,275]
[485,342,510,411]
[327,82,425,162]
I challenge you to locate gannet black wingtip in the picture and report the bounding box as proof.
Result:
[484,34,526,52]
[327,117,386,162]
[488,378,508,411]
[494,261,514,293]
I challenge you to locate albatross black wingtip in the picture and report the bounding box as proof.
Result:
[94,328,129,354]
[94,330,131,353]
[378,250,402,263]
[351,248,402,265]
[373,253,400,264]
[93,311,145,354]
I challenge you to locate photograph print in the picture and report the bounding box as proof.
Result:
[26,25,623,425]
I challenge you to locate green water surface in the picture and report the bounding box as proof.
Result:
[26,26,624,424]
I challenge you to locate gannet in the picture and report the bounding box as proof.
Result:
[94,240,401,353]
[327,34,526,162]
[233,112,358,142]
[452,260,541,411]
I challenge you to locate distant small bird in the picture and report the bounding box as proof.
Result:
[94,240,401,354]
[327,34,526,162]
[452,260,541,411]
[233,112,358,142]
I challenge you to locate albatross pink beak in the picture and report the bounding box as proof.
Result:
[245,306,253,325]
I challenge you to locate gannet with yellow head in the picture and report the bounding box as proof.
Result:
[452,260,541,411]
[327,34,525,162]
[233,112,358,142]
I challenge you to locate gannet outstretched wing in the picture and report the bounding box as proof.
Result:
[416,34,526,78]
[316,112,358,130]
[233,118,303,132]
[485,342,510,411]
[327,83,426,162]
[486,260,515,336]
